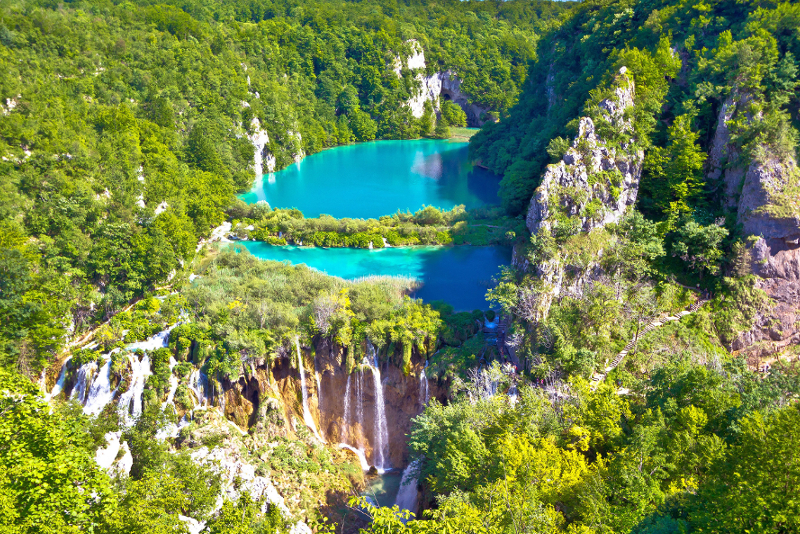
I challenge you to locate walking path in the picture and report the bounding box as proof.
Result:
[590,299,708,390]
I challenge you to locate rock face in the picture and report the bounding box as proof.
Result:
[247,117,277,176]
[526,68,642,236]
[708,95,800,358]
[222,339,445,469]
[396,40,491,127]
[517,68,642,319]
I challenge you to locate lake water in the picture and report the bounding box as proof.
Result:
[238,242,509,311]
[240,139,500,218]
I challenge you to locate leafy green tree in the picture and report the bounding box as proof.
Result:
[670,217,729,277]
[692,404,800,533]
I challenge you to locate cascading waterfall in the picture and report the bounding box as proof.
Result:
[48,357,71,400]
[70,361,98,404]
[420,363,430,406]
[341,374,352,442]
[296,338,325,442]
[84,356,115,416]
[314,356,323,410]
[188,369,209,407]
[356,368,365,449]
[395,459,421,520]
[117,352,152,425]
[367,341,390,470]
[162,357,179,410]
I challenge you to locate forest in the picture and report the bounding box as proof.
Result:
[2,0,800,533]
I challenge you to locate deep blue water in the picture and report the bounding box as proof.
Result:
[238,242,509,311]
[240,139,500,218]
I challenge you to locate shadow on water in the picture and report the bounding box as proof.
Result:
[431,144,501,208]
[409,245,509,311]
[237,243,511,312]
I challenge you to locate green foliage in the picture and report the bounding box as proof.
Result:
[0,368,115,533]
[670,216,729,276]
[204,494,288,534]
[243,205,519,248]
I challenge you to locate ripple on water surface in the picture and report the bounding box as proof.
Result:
[239,139,501,219]
[237,243,510,311]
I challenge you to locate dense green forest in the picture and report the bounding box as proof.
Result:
[2,0,800,533]
[0,0,568,371]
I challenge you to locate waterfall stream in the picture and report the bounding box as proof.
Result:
[118,352,152,425]
[70,361,97,404]
[342,374,352,442]
[420,365,430,406]
[367,343,390,470]
[48,356,71,400]
[296,338,325,442]
[84,356,115,416]
[395,459,421,520]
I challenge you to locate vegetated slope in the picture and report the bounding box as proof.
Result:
[0,0,570,372]
[473,0,800,362]
[471,0,800,218]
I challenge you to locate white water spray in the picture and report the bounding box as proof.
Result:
[84,356,116,416]
[395,459,421,519]
[296,338,325,442]
[367,342,390,470]
[71,361,98,404]
[117,352,152,425]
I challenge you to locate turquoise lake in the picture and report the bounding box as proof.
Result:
[238,242,509,311]
[240,139,501,218]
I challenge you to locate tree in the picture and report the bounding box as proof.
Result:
[670,217,729,276]
[692,404,800,533]
[441,100,467,127]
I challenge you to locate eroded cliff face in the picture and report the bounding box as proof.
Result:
[706,92,800,359]
[397,40,491,127]
[525,69,642,236]
[518,68,643,318]
[221,339,445,469]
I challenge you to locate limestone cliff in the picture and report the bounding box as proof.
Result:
[518,68,643,317]
[525,68,642,236]
[708,94,800,358]
[396,40,491,127]
[220,338,444,469]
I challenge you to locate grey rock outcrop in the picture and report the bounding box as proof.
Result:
[525,68,643,235]
[518,68,643,319]
[708,91,800,359]
[395,40,491,127]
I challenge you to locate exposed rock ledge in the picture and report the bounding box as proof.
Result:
[707,92,800,360]
[518,68,643,318]
[397,40,491,127]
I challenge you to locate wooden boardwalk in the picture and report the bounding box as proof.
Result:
[590,300,708,390]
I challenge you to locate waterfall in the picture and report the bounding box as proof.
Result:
[188,370,209,407]
[356,368,365,448]
[367,342,390,470]
[420,364,430,406]
[117,352,152,426]
[296,338,325,442]
[161,357,179,410]
[314,356,322,410]
[341,373,352,442]
[395,459,421,520]
[48,357,71,400]
[70,361,98,404]
[125,323,177,352]
[339,443,370,471]
[84,356,115,416]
